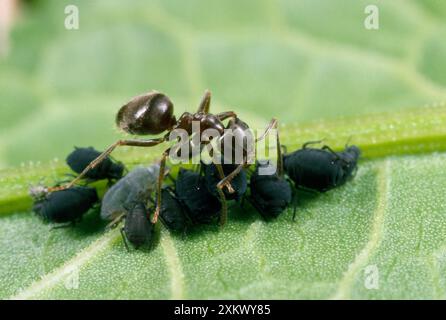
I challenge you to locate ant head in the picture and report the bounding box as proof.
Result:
[116,91,176,135]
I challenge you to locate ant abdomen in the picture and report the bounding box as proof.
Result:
[116,91,176,135]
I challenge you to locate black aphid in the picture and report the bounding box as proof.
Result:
[32,186,98,224]
[174,168,221,224]
[246,127,292,219]
[159,188,191,233]
[248,161,292,219]
[283,142,360,192]
[120,202,154,250]
[66,146,125,182]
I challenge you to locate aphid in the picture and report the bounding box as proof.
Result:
[174,168,221,224]
[248,161,293,219]
[66,147,125,182]
[283,141,361,192]
[120,202,154,250]
[49,90,278,226]
[246,130,292,219]
[203,162,247,201]
[32,186,98,224]
[159,188,191,233]
[100,164,161,222]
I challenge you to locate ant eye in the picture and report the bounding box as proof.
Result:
[116,91,176,135]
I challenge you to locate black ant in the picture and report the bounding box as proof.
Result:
[48,90,278,226]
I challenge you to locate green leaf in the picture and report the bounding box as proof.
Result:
[2,107,446,299]
[2,0,446,299]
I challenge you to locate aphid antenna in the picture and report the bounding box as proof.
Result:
[344,135,353,148]
[106,212,126,230]
[321,145,341,160]
[302,139,326,149]
[280,144,288,155]
[291,189,299,222]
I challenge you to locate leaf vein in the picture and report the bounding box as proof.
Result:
[9,229,120,300]
[330,159,391,299]
[160,228,185,299]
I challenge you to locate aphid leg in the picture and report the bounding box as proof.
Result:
[216,187,228,226]
[240,194,245,208]
[48,138,165,192]
[244,196,269,220]
[50,222,74,230]
[151,148,170,223]
[120,228,130,252]
[197,90,211,113]
[292,203,297,221]
[296,185,321,195]
[291,189,298,221]
[165,172,176,184]
[350,165,359,179]
[302,140,324,149]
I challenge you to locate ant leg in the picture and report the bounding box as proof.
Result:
[151,148,170,223]
[48,138,165,192]
[216,161,247,226]
[215,164,235,193]
[275,124,284,177]
[120,228,130,252]
[216,162,245,195]
[256,118,278,143]
[216,111,237,122]
[256,118,284,176]
[302,140,324,149]
[197,90,211,113]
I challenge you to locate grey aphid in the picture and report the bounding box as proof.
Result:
[100,164,162,222]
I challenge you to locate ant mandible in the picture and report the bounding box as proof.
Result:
[49,90,278,225]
